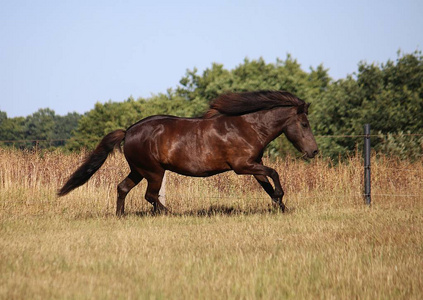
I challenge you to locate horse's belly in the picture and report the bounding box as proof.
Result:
[164,153,230,177]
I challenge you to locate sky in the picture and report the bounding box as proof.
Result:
[1,0,422,118]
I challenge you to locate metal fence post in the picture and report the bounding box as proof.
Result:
[364,124,371,205]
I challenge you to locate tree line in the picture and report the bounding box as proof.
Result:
[1,51,422,159]
[0,109,81,149]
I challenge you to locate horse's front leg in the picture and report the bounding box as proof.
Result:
[254,175,285,212]
[233,161,285,212]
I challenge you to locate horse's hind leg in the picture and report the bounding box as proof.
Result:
[117,171,143,216]
[145,172,168,214]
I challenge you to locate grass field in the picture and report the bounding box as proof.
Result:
[1,148,422,299]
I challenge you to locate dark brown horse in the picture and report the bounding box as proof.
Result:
[58,91,318,215]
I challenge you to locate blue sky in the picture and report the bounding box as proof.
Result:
[1,0,422,117]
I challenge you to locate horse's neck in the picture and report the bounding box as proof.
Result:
[243,107,294,145]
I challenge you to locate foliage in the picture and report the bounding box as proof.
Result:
[1,51,422,159]
[176,56,330,110]
[312,50,423,159]
[0,112,25,143]
[67,94,191,150]
[0,109,81,149]
[376,131,423,161]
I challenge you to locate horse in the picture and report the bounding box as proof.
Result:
[58,90,318,215]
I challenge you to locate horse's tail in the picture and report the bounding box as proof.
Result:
[58,129,126,196]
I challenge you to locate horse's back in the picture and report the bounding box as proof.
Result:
[123,115,234,176]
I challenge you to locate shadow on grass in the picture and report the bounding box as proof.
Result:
[132,204,295,218]
[60,204,295,220]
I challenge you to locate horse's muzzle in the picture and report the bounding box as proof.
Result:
[304,149,319,159]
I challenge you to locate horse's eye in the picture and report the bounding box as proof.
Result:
[301,122,308,128]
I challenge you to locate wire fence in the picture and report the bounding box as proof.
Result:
[1,132,422,145]
[1,132,422,203]
[315,133,423,138]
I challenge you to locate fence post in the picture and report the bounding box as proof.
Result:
[364,124,371,205]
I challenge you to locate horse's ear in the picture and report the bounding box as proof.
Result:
[297,103,310,115]
[305,103,310,114]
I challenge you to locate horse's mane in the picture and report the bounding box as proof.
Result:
[203,90,305,118]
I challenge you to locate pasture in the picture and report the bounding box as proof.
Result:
[1,148,422,299]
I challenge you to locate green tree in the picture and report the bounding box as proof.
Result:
[176,55,329,105]
[0,111,25,147]
[68,94,196,149]
[24,108,56,143]
[33,51,421,159]
[313,51,423,159]
[175,55,331,157]
[68,98,143,149]
[0,109,81,149]
[53,112,82,146]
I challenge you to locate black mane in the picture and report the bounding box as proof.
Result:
[203,90,304,118]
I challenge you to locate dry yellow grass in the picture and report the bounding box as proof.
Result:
[1,148,422,299]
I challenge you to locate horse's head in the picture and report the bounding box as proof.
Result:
[284,103,319,159]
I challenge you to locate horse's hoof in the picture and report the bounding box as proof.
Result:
[153,203,170,215]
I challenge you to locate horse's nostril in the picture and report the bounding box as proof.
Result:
[313,150,319,156]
